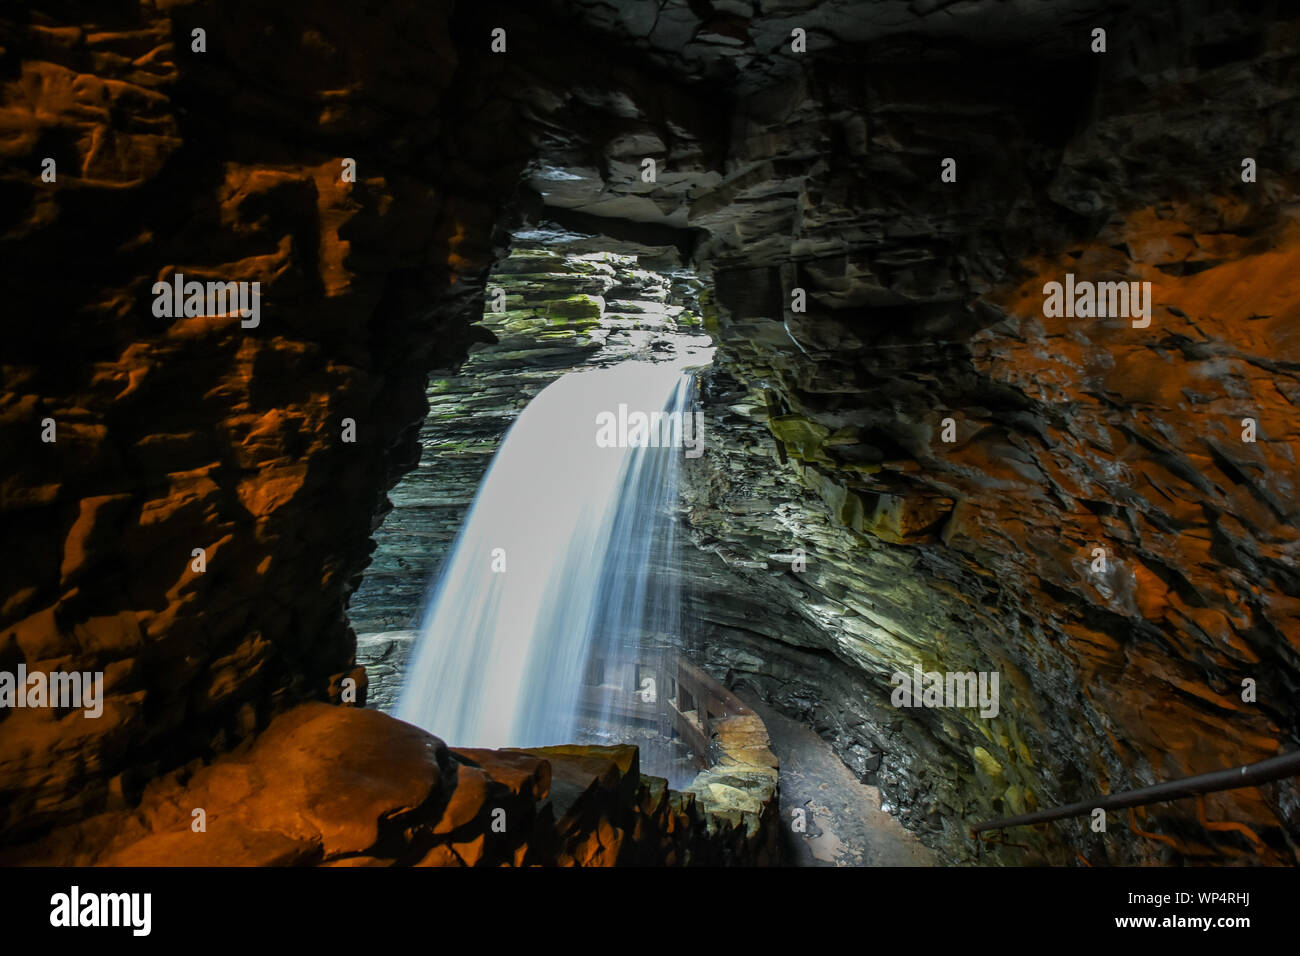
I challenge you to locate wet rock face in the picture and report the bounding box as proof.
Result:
[516,0,1300,862]
[1,0,1298,867]
[663,4,1300,863]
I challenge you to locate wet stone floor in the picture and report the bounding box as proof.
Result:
[743,697,937,867]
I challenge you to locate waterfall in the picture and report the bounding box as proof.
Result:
[396,359,698,756]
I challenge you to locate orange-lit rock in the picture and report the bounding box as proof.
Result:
[1,704,778,867]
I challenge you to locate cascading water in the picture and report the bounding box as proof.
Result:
[396,358,701,774]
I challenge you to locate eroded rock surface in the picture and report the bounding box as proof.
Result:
[2,702,777,867]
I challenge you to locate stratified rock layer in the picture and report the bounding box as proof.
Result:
[663,8,1300,863]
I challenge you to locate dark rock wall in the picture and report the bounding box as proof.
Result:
[0,0,524,841]
[666,3,1300,863]
[2,0,1297,866]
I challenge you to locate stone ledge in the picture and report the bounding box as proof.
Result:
[0,699,780,866]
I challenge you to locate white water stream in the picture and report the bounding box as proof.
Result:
[397,359,700,755]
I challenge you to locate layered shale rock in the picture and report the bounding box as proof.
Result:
[663,4,1300,863]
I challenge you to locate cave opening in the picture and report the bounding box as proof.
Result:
[348,237,717,785]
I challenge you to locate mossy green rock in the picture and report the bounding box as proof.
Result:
[768,414,832,464]
[545,294,604,325]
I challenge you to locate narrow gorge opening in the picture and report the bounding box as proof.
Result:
[349,242,716,786]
